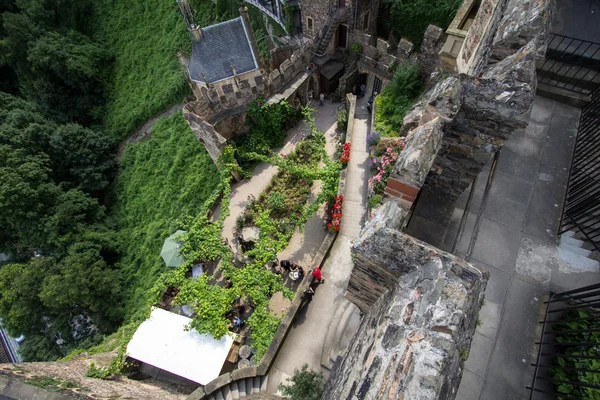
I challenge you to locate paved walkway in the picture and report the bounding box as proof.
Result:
[218,101,339,246]
[447,96,596,400]
[266,96,371,392]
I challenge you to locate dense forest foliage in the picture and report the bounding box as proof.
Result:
[382,0,463,46]
[0,0,284,361]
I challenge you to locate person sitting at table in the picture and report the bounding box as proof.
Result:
[297,266,305,279]
[232,316,244,328]
[281,259,292,272]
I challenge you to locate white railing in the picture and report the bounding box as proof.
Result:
[245,0,287,32]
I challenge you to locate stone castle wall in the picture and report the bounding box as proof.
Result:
[324,227,488,399]
[182,41,316,163]
[384,0,552,208]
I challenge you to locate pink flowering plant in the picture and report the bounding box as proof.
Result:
[368,138,404,195]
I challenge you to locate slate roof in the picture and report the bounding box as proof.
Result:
[189,17,259,84]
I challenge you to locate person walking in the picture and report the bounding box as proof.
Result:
[360,83,366,98]
[312,266,325,283]
[303,288,315,302]
[319,92,325,106]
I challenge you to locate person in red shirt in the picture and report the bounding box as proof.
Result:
[312,266,325,283]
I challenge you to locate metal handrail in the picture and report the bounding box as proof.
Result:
[558,85,600,253]
[537,33,600,95]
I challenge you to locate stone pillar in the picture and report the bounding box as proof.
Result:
[418,24,445,83]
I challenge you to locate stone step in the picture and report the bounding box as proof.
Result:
[321,299,352,368]
[223,385,233,400]
[562,230,576,238]
[260,375,269,392]
[207,395,215,400]
[559,241,593,257]
[561,234,585,247]
[328,301,361,365]
[558,247,600,273]
[246,377,253,396]
[231,381,240,400]
[253,376,261,394]
[214,390,225,400]
[238,378,246,396]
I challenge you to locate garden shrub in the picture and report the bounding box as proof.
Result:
[279,364,325,400]
[233,99,295,171]
[268,192,286,212]
[550,310,600,399]
[366,131,381,147]
[337,108,349,131]
[368,194,383,208]
[375,62,422,137]
[369,138,404,194]
[350,43,364,55]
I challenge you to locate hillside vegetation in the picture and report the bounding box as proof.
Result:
[92,0,191,140]
[113,113,219,320]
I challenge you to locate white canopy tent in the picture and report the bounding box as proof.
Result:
[127,308,233,385]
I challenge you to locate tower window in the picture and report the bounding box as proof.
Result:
[362,11,370,31]
[307,17,314,30]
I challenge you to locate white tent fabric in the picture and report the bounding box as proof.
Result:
[127,308,233,384]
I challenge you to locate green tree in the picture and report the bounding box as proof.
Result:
[17,334,63,361]
[383,0,462,47]
[278,364,325,400]
[25,31,110,124]
[0,145,60,251]
[49,123,114,192]
[40,240,123,331]
[0,259,50,336]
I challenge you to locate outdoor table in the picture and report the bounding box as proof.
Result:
[238,358,252,368]
[289,271,300,281]
[239,345,252,359]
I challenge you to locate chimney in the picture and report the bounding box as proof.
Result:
[190,24,202,41]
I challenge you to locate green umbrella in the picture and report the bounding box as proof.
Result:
[161,230,187,268]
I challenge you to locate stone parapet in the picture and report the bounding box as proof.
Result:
[384,117,444,209]
[456,0,508,76]
[490,0,554,63]
[325,227,488,399]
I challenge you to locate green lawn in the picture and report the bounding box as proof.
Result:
[113,113,219,320]
[93,0,191,140]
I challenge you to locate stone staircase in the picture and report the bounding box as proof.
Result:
[205,375,268,400]
[316,21,339,56]
[320,299,361,370]
[558,230,600,272]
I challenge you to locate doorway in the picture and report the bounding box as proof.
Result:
[338,0,345,8]
[337,24,348,48]
[372,76,383,96]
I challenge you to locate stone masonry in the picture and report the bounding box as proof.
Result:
[384,0,552,208]
[324,226,488,399]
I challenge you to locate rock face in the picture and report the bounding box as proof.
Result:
[324,227,488,400]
